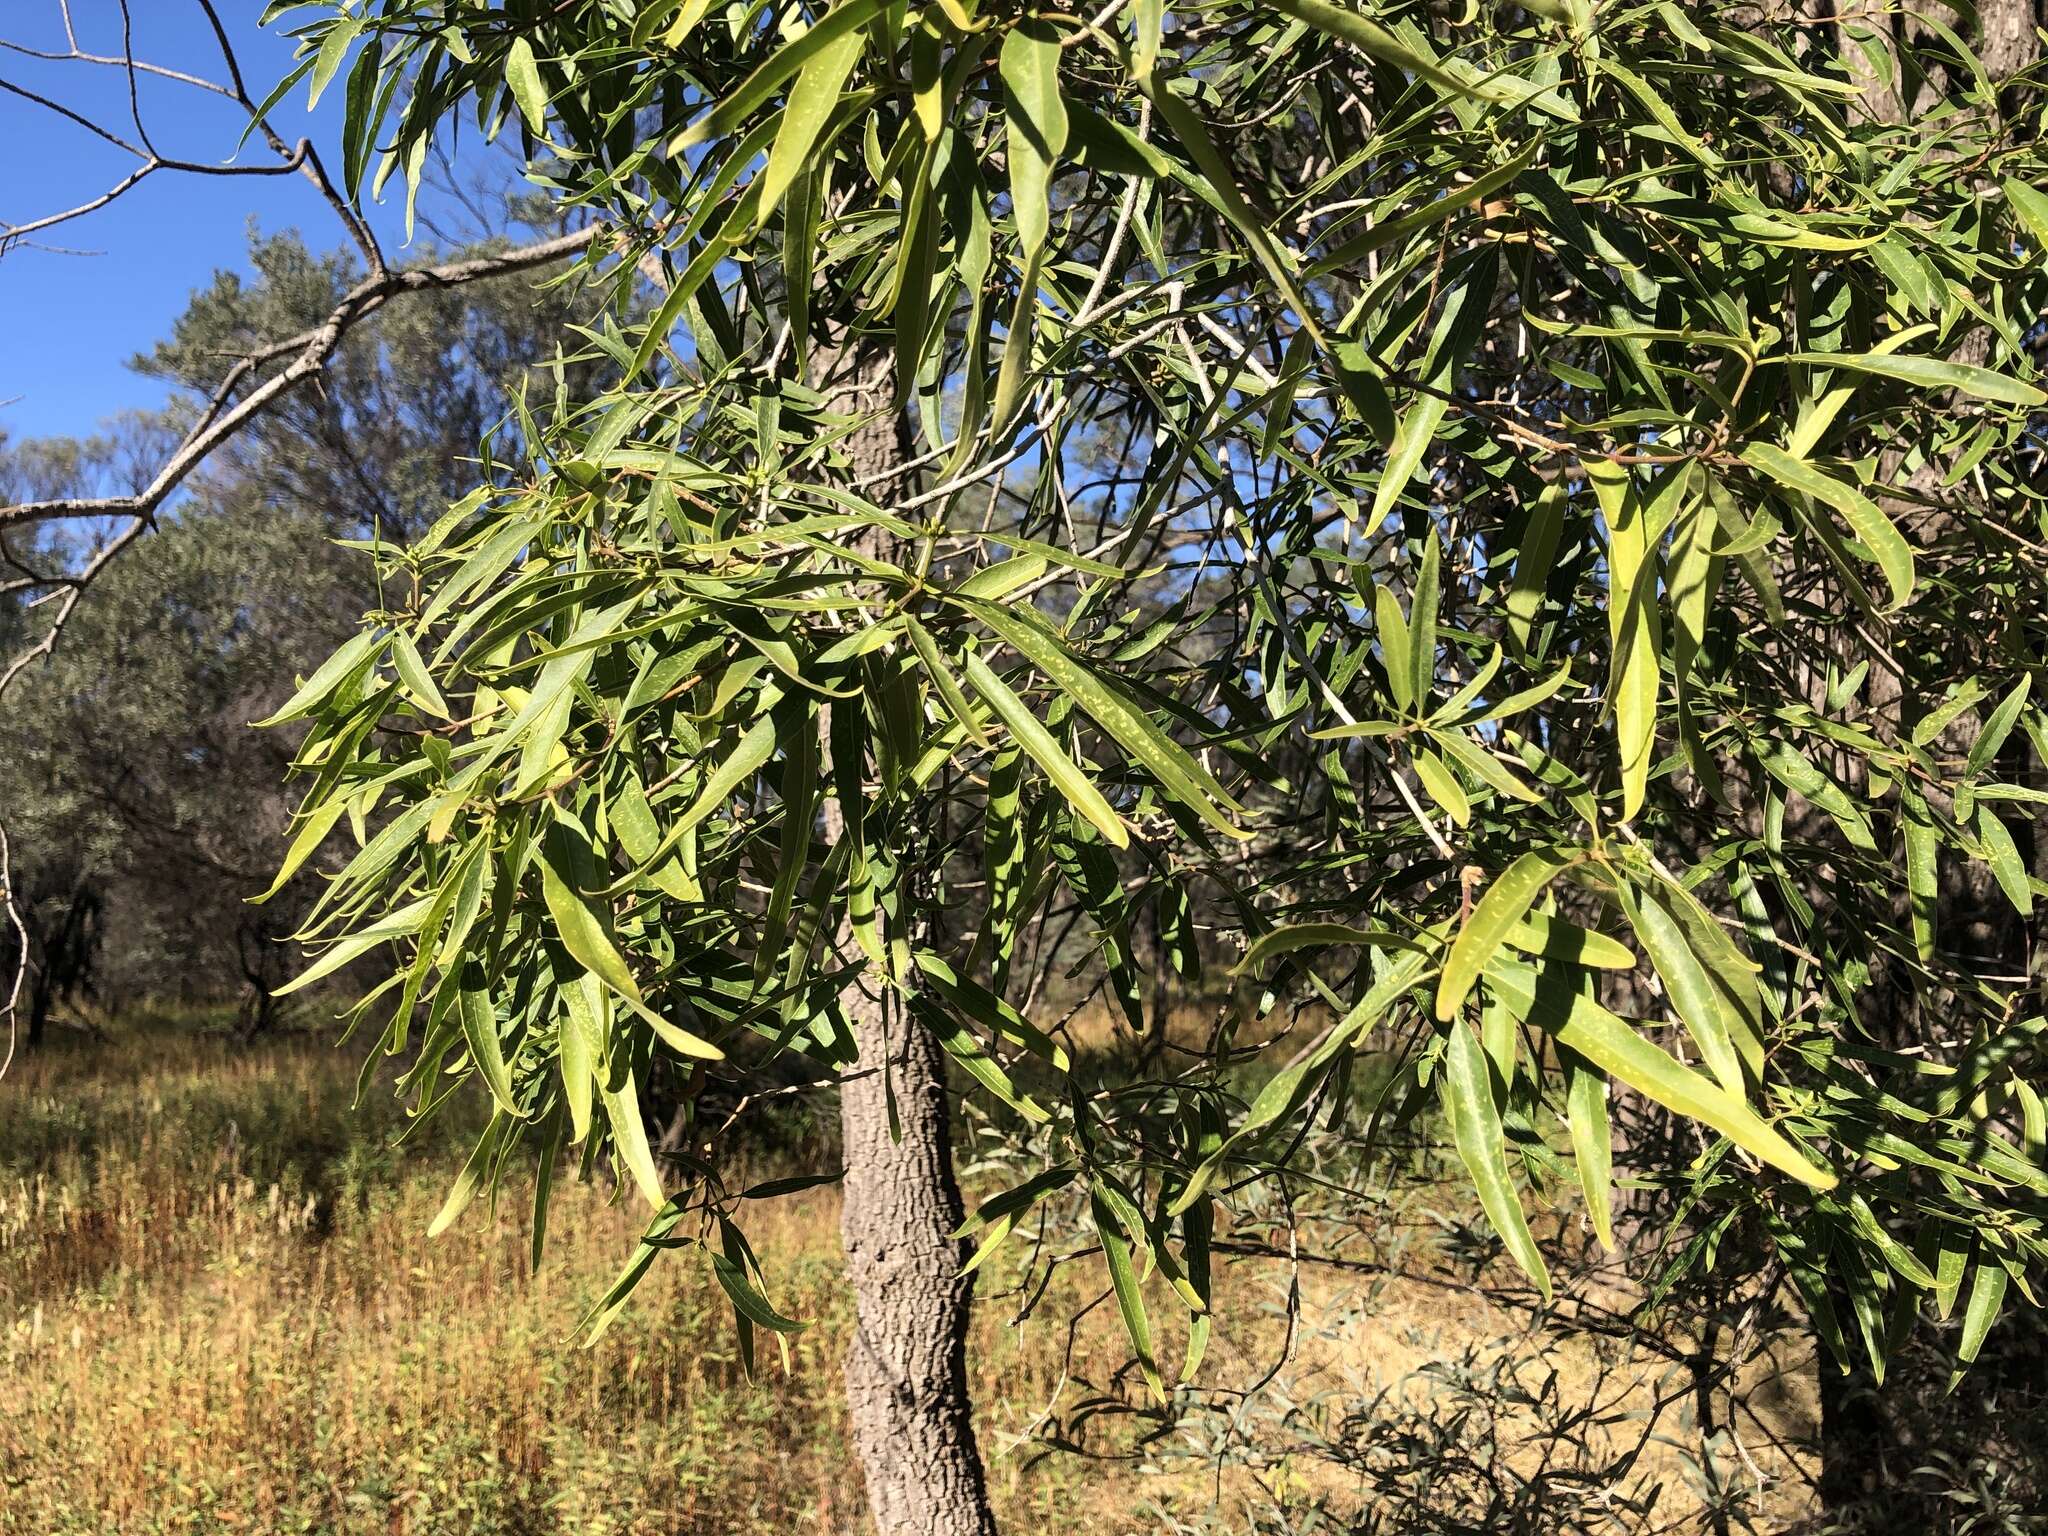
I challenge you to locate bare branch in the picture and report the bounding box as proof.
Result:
[1,226,593,536]
[0,820,27,1082]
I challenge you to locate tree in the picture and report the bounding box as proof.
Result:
[7,0,2046,1528]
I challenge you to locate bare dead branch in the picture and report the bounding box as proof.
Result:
[0,821,26,1082]
[1,225,593,538]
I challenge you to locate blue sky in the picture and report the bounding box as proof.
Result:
[1,3,475,446]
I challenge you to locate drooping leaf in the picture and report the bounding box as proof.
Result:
[1442,1020,1552,1298]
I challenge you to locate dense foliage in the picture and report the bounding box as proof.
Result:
[260,0,2046,1412]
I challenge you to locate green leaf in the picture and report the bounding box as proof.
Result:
[1374,581,1415,713]
[391,631,449,718]
[1442,1021,1551,1299]
[1953,1260,2009,1378]
[1977,807,2033,916]
[956,1166,1076,1275]
[904,617,990,749]
[1411,747,1470,827]
[754,15,867,223]
[1965,674,2031,780]
[1367,394,1448,535]
[428,1109,509,1238]
[1406,533,1440,711]
[620,991,725,1061]
[1173,942,1438,1215]
[618,711,781,885]
[541,822,642,1002]
[1506,480,1567,657]
[1741,442,1914,610]
[1584,459,1660,821]
[2006,178,2048,258]
[999,21,1067,260]
[1436,849,1576,1020]
[709,1248,806,1333]
[1619,884,1746,1096]
[504,35,549,136]
[912,995,1050,1122]
[1902,788,1940,961]
[579,1202,682,1344]
[1142,78,1322,347]
[963,651,1126,848]
[1932,1229,1971,1320]
[307,16,362,110]
[1067,104,1173,179]
[255,628,383,726]
[252,795,350,904]
[670,0,890,153]
[601,1066,665,1211]
[275,893,435,997]
[1781,350,2045,407]
[1503,910,1635,970]
[1755,740,1878,852]
[1091,1187,1165,1401]
[558,967,605,1143]
[1231,923,1417,977]
[1648,873,1765,1083]
[1489,960,1835,1189]
[1564,1050,1614,1250]
[969,601,1247,839]
[1265,0,1524,102]
[915,952,1069,1071]
[459,971,522,1117]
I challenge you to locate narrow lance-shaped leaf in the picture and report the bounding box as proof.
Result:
[1436,849,1577,1020]
[1780,350,2046,407]
[1490,960,1835,1188]
[1741,442,1914,611]
[969,600,1247,839]
[1563,1048,1615,1250]
[963,650,1127,848]
[999,21,1067,261]
[428,1109,510,1238]
[1584,459,1660,821]
[1619,883,1746,1097]
[910,996,1051,1123]
[1092,1187,1165,1402]
[458,970,522,1117]
[504,35,549,137]
[601,1066,665,1211]
[1953,1260,2010,1384]
[1441,1020,1552,1299]
[753,14,868,225]
[670,0,890,152]
[541,822,642,1002]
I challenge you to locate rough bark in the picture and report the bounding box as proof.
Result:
[819,342,998,1536]
[836,980,997,1536]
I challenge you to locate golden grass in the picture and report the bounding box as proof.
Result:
[0,1024,1824,1534]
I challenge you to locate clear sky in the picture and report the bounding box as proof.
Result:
[1,3,474,447]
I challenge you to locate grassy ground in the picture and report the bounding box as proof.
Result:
[0,1019,1825,1534]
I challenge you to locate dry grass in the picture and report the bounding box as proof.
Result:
[0,1021,1825,1534]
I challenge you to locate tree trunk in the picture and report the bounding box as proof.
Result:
[819,342,998,1536]
[837,984,998,1536]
